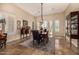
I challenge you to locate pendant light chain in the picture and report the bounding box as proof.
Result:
[41,3,43,22]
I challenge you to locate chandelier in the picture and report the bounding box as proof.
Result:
[40,3,48,29]
[41,3,43,22]
[40,3,44,29]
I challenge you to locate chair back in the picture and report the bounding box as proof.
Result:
[20,27,25,34]
[3,33,7,38]
[25,28,29,34]
[32,30,40,41]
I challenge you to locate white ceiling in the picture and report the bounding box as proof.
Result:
[15,3,69,16]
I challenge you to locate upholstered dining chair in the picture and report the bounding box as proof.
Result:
[31,30,40,46]
[0,33,7,48]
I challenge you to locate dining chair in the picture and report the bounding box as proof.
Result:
[32,30,40,46]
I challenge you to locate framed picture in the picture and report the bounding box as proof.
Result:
[0,18,6,32]
[17,20,21,30]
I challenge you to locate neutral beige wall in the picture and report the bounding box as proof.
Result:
[36,12,65,36]
[0,3,34,28]
[64,3,79,47]
[0,3,35,42]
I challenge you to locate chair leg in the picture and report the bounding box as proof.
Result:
[0,43,3,49]
[4,41,6,48]
[33,40,34,47]
[46,38,48,44]
[0,42,2,49]
[0,41,3,49]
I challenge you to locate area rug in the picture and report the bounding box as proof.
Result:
[19,37,55,52]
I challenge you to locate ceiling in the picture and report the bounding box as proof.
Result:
[15,3,69,16]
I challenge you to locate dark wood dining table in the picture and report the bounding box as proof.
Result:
[31,30,49,45]
[39,32,49,44]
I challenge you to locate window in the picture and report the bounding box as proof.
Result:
[54,20,59,32]
[8,16,15,34]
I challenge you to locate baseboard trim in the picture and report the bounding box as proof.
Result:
[6,37,28,45]
[6,39,21,45]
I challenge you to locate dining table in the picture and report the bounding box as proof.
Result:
[39,32,49,45]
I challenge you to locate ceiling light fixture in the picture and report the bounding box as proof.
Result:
[41,3,43,22]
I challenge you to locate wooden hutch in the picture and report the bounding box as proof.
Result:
[66,11,79,49]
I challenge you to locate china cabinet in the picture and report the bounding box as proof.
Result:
[66,11,79,49]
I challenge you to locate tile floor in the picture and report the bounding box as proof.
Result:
[0,36,78,55]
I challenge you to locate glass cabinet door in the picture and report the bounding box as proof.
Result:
[71,15,78,35]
